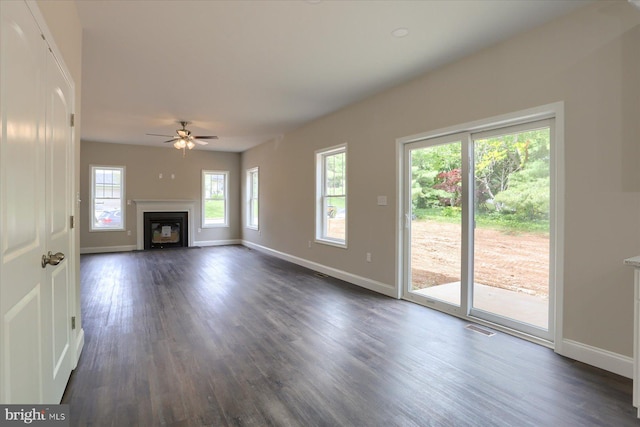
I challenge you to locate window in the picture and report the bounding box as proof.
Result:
[202,170,228,227]
[247,167,259,229]
[316,144,347,247]
[91,166,125,231]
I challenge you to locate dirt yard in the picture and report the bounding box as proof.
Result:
[411,220,549,297]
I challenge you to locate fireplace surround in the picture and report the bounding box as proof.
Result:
[134,200,196,250]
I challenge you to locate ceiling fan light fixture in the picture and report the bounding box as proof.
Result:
[147,120,216,154]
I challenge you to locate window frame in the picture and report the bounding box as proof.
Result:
[315,144,347,248]
[90,165,125,232]
[202,170,229,228]
[246,167,259,230]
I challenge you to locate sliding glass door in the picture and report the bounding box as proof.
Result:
[405,134,466,314]
[403,119,555,341]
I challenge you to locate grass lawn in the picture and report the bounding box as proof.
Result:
[413,207,549,234]
[205,199,225,221]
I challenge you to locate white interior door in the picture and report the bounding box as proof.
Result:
[45,50,74,403]
[0,0,75,404]
[0,0,48,403]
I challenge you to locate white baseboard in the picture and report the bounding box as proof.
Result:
[80,240,241,254]
[557,339,633,378]
[80,245,137,254]
[194,239,242,247]
[242,240,397,298]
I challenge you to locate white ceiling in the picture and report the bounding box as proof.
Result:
[77,0,589,153]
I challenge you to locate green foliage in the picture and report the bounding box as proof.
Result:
[411,143,462,209]
[410,127,551,231]
[493,160,549,221]
[474,129,549,213]
[326,152,346,195]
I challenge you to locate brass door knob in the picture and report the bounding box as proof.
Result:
[41,251,65,268]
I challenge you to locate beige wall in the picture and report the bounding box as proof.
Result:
[242,1,640,357]
[80,141,241,250]
[36,0,84,342]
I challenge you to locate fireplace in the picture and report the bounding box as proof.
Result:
[144,211,188,249]
[134,200,196,250]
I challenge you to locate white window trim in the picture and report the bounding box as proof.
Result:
[246,167,259,230]
[90,165,125,232]
[315,143,347,248]
[202,170,229,228]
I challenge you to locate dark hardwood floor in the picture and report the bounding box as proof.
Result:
[63,245,637,426]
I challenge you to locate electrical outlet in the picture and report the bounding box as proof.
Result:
[308,240,312,248]
[366,252,372,262]
[127,230,131,236]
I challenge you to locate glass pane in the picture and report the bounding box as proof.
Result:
[93,201,122,228]
[204,199,225,224]
[325,152,345,196]
[252,172,258,194]
[325,195,345,241]
[473,128,550,329]
[409,142,462,306]
[250,199,259,227]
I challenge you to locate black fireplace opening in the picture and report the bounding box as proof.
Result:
[144,211,188,250]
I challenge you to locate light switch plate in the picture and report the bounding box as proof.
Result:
[377,196,387,206]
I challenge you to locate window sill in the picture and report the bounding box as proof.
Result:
[315,238,347,249]
[89,228,126,233]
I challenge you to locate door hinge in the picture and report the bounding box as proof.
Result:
[71,316,76,330]
[70,113,75,127]
[70,215,75,229]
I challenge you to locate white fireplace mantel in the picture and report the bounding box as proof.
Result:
[134,199,197,250]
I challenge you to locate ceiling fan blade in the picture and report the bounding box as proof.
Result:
[146,133,174,137]
[193,136,218,139]
[194,140,209,146]
[163,138,177,143]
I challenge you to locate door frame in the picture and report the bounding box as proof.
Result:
[396,102,565,348]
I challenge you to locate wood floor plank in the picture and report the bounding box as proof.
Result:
[62,246,637,426]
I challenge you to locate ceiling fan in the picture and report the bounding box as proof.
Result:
[146,121,218,151]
